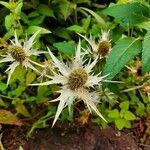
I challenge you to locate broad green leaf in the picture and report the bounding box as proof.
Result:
[37,4,55,18]
[5,14,14,30]
[142,31,150,74]
[0,109,22,126]
[115,118,126,130]
[80,7,106,28]
[103,2,150,27]
[103,37,142,82]
[67,25,86,33]
[108,109,119,119]
[119,101,129,110]
[124,111,136,120]
[26,26,51,35]
[53,41,75,56]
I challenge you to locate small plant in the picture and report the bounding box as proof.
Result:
[108,101,136,130]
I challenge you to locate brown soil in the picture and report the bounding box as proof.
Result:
[1,123,142,150]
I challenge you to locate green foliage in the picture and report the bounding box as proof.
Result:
[0,0,149,136]
[53,41,75,56]
[108,101,136,130]
[103,2,150,27]
[103,37,142,82]
[142,31,150,74]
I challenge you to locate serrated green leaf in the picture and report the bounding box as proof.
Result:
[115,118,126,130]
[26,26,51,35]
[142,31,150,74]
[124,111,136,120]
[53,41,75,56]
[108,109,119,119]
[37,4,55,18]
[103,2,150,27]
[103,37,142,83]
[119,101,129,110]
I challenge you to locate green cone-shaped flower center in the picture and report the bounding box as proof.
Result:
[68,68,88,90]
[10,46,27,63]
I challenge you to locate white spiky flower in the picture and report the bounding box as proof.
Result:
[31,40,111,126]
[0,31,45,85]
[79,30,111,59]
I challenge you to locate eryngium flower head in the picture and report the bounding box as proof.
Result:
[0,31,44,85]
[31,41,109,126]
[79,30,111,58]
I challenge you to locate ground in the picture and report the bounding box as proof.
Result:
[2,122,149,150]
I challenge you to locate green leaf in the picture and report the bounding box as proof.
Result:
[14,1,23,15]
[82,16,91,31]
[53,41,75,56]
[5,14,14,30]
[0,82,7,91]
[37,4,55,18]
[67,25,86,33]
[0,1,10,9]
[124,120,131,128]
[10,66,26,84]
[26,26,51,35]
[26,71,36,84]
[80,7,106,28]
[137,21,150,30]
[16,104,31,117]
[108,109,119,119]
[103,2,150,27]
[59,0,76,20]
[53,27,72,40]
[142,31,150,74]
[124,111,136,120]
[103,37,142,82]
[115,118,126,130]
[119,101,129,110]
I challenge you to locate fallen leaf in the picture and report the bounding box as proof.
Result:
[0,109,22,126]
